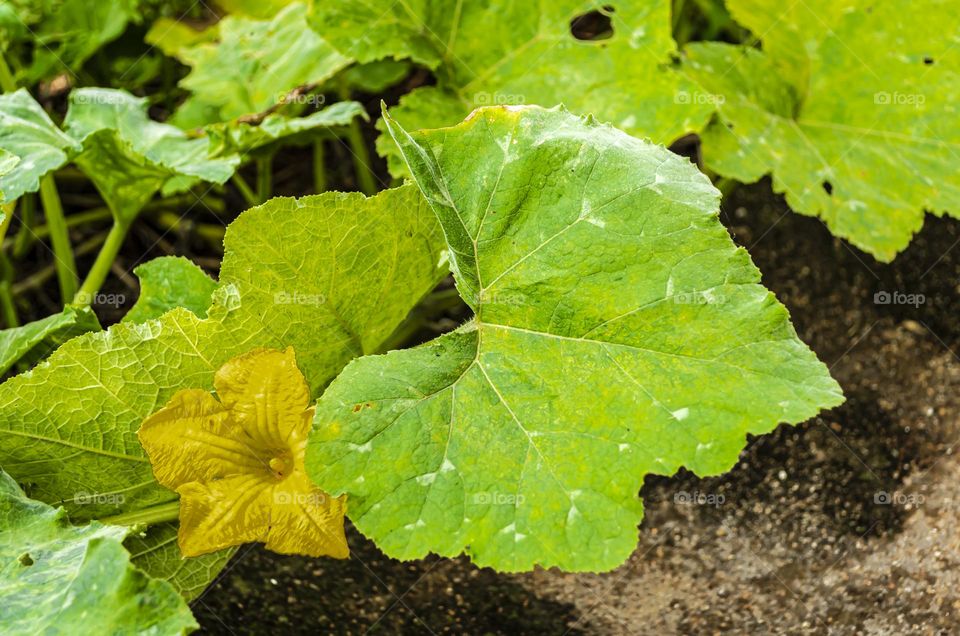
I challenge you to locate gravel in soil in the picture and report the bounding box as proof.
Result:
[193,180,960,635]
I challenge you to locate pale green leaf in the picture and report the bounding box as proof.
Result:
[122,256,217,324]
[64,88,240,222]
[174,3,351,124]
[0,471,196,635]
[216,0,297,19]
[204,101,366,158]
[683,0,960,261]
[144,16,219,58]
[306,106,843,572]
[0,306,100,376]
[0,184,445,528]
[310,0,713,177]
[0,89,80,204]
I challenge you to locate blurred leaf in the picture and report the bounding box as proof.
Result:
[0,89,79,204]
[172,3,351,124]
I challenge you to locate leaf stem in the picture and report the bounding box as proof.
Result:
[256,154,273,203]
[99,501,180,527]
[231,172,259,208]
[38,175,79,304]
[0,53,16,93]
[0,204,17,328]
[73,220,129,307]
[338,80,378,195]
[12,192,35,259]
[313,139,327,193]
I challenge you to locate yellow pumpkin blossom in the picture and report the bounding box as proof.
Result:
[138,347,348,558]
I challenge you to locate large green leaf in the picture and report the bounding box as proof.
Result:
[0,0,139,83]
[0,471,196,634]
[310,0,713,177]
[683,0,960,261]
[122,256,218,324]
[173,3,351,124]
[0,89,79,203]
[306,106,843,572]
[64,88,240,222]
[0,184,445,525]
[0,306,100,376]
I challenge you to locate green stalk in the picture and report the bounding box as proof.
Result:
[231,172,259,208]
[313,139,327,193]
[73,220,129,307]
[0,53,16,93]
[12,192,35,259]
[39,175,79,304]
[338,80,378,195]
[0,204,17,328]
[99,501,180,527]
[256,154,273,203]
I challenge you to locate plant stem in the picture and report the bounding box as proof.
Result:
[38,175,79,304]
[231,172,259,208]
[313,139,327,193]
[0,205,17,328]
[0,53,16,93]
[99,501,180,527]
[73,220,129,307]
[12,192,35,259]
[338,80,378,195]
[256,154,273,203]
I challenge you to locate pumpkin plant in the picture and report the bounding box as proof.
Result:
[0,0,951,631]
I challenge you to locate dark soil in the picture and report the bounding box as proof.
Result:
[188,179,960,635]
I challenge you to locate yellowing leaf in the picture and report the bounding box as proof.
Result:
[138,347,348,559]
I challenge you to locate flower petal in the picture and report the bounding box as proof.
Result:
[138,389,266,489]
[266,471,349,558]
[213,347,312,449]
[176,473,275,557]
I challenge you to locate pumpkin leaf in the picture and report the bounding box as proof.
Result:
[64,88,240,223]
[172,3,351,125]
[0,471,196,634]
[0,89,79,204]
[305,106,842,572]
[309,0,714,177]
[0,306,100,376]
[683,0,960,261]
[0,184,446,526]
[122,256,218,324]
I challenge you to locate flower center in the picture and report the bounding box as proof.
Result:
[268,454,293,480]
